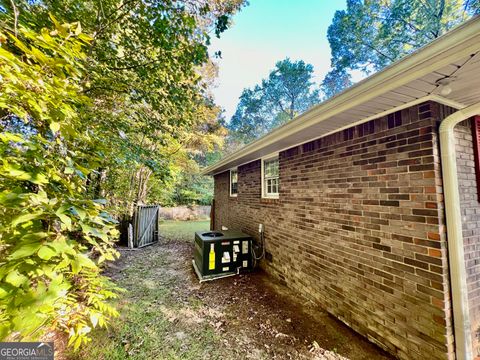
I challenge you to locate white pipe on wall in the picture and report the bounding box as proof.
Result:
[439,101,480,360]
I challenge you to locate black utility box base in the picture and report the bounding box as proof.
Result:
[192,260,237,283]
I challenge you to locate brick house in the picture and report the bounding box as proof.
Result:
[202,17,480,360]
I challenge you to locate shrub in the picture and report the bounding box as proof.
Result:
[0,18,121,349]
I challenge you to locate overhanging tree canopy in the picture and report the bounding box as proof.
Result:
[0,0,244,213]
[321,0,479,97]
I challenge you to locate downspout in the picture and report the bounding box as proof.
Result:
[439,101,480,360]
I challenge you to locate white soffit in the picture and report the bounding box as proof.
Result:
[202,16,480,176]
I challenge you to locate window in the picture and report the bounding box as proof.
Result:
[262,156,279,198]
[230,169,238,197]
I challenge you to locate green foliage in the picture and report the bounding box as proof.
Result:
[322,0,479,97]
[157,151,222,207]
[171,173,214,206]
[0,0,246,349]
[228,58,320,145]
[1,0,243,214]
[0,21,121,348]
[320,67,352,100]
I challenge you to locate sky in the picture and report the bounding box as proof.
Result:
[208,0,347,120]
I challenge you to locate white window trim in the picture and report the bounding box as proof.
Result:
[229,168,238,197]
[261,154,279,199]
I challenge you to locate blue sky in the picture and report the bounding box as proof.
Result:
[208,0,347,120]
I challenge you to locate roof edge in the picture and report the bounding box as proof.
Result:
[202,16,480,176]
[204,95,465,176]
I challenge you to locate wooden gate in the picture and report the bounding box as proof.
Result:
[133,205,160,248]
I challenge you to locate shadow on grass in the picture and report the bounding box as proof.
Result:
[69,231,226,360]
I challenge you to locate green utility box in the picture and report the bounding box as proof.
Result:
[193,230,253,282]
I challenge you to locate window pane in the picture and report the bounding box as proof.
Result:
[263,158,279,196]
[265,162,271,177]
[231,170,238,195]
[272,180,277,194]
[271,159,278,176]
[264,158,278,178]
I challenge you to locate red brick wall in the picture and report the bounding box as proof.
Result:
[214,102,454,359]
[454,119,480,357]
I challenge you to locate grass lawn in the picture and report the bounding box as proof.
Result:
[69,219,223,360]
[159,219,210,242]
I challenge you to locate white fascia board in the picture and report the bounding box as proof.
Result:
[205,95,465,176]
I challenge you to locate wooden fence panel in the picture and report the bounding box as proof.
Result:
[133,205,159,248]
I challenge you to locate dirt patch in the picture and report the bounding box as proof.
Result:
[99,239,392,360]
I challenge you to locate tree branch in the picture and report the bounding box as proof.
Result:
[359,40,396,62]
[10,0,18,37]
[397,17,427,38]
[94,0,140,38]
[106,58,160,71]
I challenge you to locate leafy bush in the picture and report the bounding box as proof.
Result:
[0,18,121,349]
